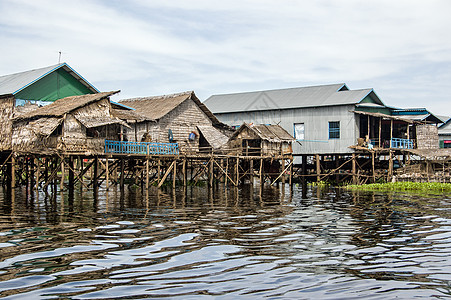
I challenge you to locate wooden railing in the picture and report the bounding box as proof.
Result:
[104,140,179,155]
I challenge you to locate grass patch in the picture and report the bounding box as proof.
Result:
[343,181,451,192]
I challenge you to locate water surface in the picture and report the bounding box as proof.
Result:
[1,184,451,299]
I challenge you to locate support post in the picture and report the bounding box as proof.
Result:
[388,151,393,182]
[352,153,357,185]
[173,160,177,188]
[106,156,109,191]
[60,156,65,192]
[316,154,321,183]
[236,157,239,185]
[11,154,15,189]
[372,152,376,183]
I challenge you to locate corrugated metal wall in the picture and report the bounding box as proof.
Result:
[215,104,358,155]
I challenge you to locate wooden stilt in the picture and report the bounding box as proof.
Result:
[352,153,357,185]
[146,157,149,190]
[316,154,321,183]
[259,158,263,187]
[11,154,15,189]
[68,156,74,190]
[281,158,286,185]
[35,157,40,190]
[372,152,376,183]
[60,156,65,192]
[388,152,393,182]
[236,157,239,185]
[173,160,177,188]
[250,159,254,185]
[106,156,109,191]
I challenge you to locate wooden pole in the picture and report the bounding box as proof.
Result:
[157,159,161,182]
[106,157,109,191]
[259,158,263,187]
[35,157,40,190]
[209,157,214,187]
[173,160,177,188]
[11,154,15,189]
[379,117,382,147]
[60,156,65,192]
[120,158,125,190]
[316,154,321,183]
[68,156,74,190]
[352,153,357,185]
[388,151,393,182]
[182,159,187,187]
[146,157,149,190]
[281,158,286,185]
[236,157,239,185]
[372,152,376,183]
[250,159,254,185]
[93,157,98,190]
[390,119,393,148]
[225,158,229,186]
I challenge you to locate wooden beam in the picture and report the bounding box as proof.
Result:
[157,160,175,188]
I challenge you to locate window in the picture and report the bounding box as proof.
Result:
[329,121,340,139]
[294,123,305,140]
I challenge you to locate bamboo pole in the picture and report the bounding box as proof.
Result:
[352,153,357,184]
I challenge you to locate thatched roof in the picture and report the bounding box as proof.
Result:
[14,91,119,120]
[232,123,295,142]
[197,125,229,149]
[119,91,223,125]
[111,108,155,123]
[28,117,63,136]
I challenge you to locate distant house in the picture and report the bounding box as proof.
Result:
[204,83,436,156]
[119,91,232,153]
[226,123,294,156]
[11,91,128,155]
[0,62,98,106]
[439,118,451,148]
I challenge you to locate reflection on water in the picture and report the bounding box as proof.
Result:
[1,183,451,299]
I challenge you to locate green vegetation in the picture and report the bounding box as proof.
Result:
[344,181,451,192]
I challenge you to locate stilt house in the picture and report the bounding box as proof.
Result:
[227,123,294,156]
[204,83,440,156]
[11,91,128,155]
[119,91,231,153]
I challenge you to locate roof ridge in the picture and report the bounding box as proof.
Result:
[206,83,346,98]
[119,91,193,102]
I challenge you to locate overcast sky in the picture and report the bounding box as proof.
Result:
[1,0,450,116]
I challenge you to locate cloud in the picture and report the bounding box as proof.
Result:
[0,0,450,115]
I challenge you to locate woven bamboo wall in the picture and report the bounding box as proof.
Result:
[416,124,439,149]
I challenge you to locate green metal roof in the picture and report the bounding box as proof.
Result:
[0,63,99,101]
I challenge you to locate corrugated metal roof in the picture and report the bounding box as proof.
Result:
[0,63,98,95]
[204,84,383,113]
